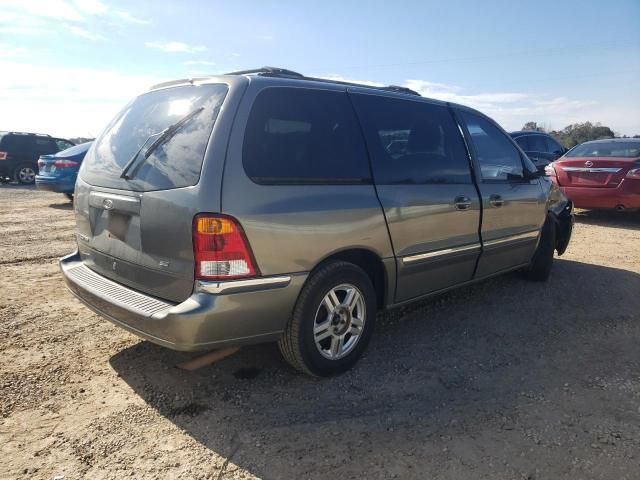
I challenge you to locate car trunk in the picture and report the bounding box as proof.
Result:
[73,83,229,303]
[555,157,633,188]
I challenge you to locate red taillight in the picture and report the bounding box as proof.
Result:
[54,159,79,169]
[192,214,259,281]
[0,151,7,160]
[38,159,45,168]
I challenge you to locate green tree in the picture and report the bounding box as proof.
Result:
[549,122,614,148]
[521,121,546,132]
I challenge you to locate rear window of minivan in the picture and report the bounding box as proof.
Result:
[242,87,371,184]
[81,84,228,191]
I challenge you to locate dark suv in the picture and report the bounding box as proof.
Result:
[0,132,75,184]
[510,131,567,170]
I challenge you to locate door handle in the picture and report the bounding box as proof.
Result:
[454,196,472,210]
[489,194,504,207]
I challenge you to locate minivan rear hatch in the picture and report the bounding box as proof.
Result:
[75,83,229,302]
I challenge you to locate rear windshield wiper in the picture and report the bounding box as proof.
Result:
[120,106,204,179]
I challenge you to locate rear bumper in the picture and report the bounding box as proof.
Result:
[558,179,640,210]
[35,175,75,193]
[60,251,307,351]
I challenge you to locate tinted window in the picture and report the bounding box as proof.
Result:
[351,94,471,184]
[82,84,228,191]
[243,87,370,184]
[566,141,640,158]
[1,135,30,152]
[545,136,564,154]
[526,135,548,152]
[460,111,524,181]
[33,138,58,154]
[55,139,75,151]
[514,136,529,150]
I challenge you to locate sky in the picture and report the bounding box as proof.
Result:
[1,0,639,138]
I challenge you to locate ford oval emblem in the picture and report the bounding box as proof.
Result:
[585,160,594,168]
[103,198,114,210]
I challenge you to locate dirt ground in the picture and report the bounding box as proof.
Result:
[1,184,639,480]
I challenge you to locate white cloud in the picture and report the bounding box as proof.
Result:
[0,60,163,138]
[0,44,28,59]
[115,11,151,25]
[64,24,106,41]
[183,60,216,66]
[317,74,638,134]
[145,41,207,53]
[1,0,84,21]
[73,0,107,15]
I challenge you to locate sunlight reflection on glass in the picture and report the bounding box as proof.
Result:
[167,98,193,116]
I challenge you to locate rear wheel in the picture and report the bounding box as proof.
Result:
[278,261,376,376]
[15,164,36,185]
[522,216,556,281]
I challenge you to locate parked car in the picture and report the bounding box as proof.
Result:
[0,132,75,184]
[510,131,567,170]
[546,138,640,211]
[60,67,574,376]
[36,142,92,199]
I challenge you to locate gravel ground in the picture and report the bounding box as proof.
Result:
[1,184,639,480]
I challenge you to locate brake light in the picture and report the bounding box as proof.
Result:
[0,151,7,160]
[38,159,45,168]
[192,214,259,281]
[54,159,79,169]
[627,168,640,179]
[544,163,557,177]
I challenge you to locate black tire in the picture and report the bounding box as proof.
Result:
[14,164,36,185]
[278,261,376,376]
[523,216,556,281]
[65,193,74,201]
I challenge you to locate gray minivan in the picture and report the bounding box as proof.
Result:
[60,67,573,376]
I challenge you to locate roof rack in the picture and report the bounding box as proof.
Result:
[7,131,51,137]
[225,66,304,79]
[379,85,421,96]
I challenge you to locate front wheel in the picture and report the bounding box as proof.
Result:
[522,216,556,281]
[278,261,376,376]
[15,164,36,185]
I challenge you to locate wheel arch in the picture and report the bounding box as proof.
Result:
[310,247,389,310]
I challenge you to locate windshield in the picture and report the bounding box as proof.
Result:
[81,84,228,191]
[566,141,640,158]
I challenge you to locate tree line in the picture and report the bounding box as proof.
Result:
[520,121,639,148]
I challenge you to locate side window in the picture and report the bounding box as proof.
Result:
[459,111,524,182]
[242,87,370,184]
[528,134,548,153]
[514,136,530,151]
[34,138,58,154]
[350,94,471,184]
[545,136,563,154]
[55,139,74,151]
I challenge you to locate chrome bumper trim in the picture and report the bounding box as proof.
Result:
[196,275,292,295]
[402,243,481,265]
[484,230,539,247]
[560,167,621,173]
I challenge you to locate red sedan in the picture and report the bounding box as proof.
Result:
[546,139,640,211]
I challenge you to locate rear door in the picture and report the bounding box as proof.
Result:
[457,110,546,278]
[75,83,231,302]
[351,92,481,303]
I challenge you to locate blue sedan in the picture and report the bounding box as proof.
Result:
[36,142,92,199]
